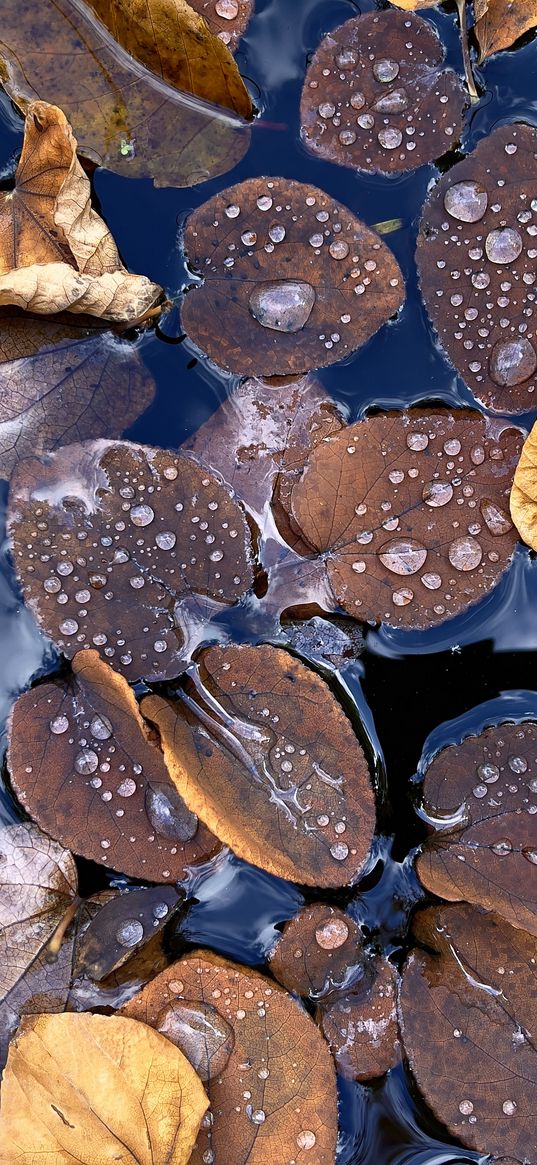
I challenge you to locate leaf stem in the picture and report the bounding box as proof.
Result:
[44,896,83,961]
[456,0,479,101]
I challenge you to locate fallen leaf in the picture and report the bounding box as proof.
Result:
[417,123,537,413]
[181,177,404,376]
[268,903,365,1000]
[388,1,440,7]
[74,886,182,980]
[286,409,522,630]
[142,643,376,887]
[320,956,400,1081]
[0,1011,208,1164]
[8,440,254,681]
[510,418,537,548]
[0,0,251,187]
[416,719,537,935]
[0,822,77,1003]
[0,102,161,320]
[122,950,339,1164]
[8,651,220,881]
[189,0,253,47]
[474,0,537,60]
[282,615,366,671]
[0,311,155,480]
[399,902,537,1163]
[300,11,467,175]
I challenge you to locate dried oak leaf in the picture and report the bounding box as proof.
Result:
[174,0,253,49]
[122,950,338,1165]
[416,719,537,936]
[7,440,254,682]
[0,0,250,188]
[300,11,467,176]
[510,418,537,548]
[0,102,161,321]
[474,1,537,61]
[180,177,404,376]
[0,312,155,480]
[417,123,537,413]
[286,409,522,630]
[399,902,537,1163]
[8,651,220,882]
[0,1011,209,1165]
[320,956,401,1082]
[142,643,376,887]
[0,821,77,1003]
[268,903,365,1000]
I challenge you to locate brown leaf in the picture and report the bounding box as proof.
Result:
[0,821,77,1003]
[300,11,467,175]
[474,0,537,60]
[74,886,182,980]
[0,1011,209,1164]
[181,177,404,376]
[0,312,155,480]
[7,440,254,681]
[8,651,220,881]
[416,719,537,935]
[287,409,522,630]
[141,643,376,887]
[417,123,537,413]
[320,956,400,1081]
[0,102,161,320]
[122,950,339,1165]
[510,419,537,549]
[268,902,365,1000]
[188,0,253,48]
[0,0,251,187]
[399,903,537,1163]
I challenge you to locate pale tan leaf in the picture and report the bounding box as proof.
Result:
[510,420,537,549]
[474,0,537,60]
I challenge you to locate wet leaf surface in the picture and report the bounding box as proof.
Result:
[8,440,254,681]
[320,956,400,1082]
[474,1,537,61]
[0,312,155,480]
[300,11,467,176]
[186,0,253,49]
[122,949,338,1165]
[416,719,537,935]
[181,177,404,375]
[268,902,365,1000]
[282,615,366,671]
[74,886,182,980]
[0,102,161,320]
[8,651,220,881]
[510,417,537,548]
[417,123,537,413]
[0,0,251,188]
[400,902,537,1163]
[0,1011,209,1164]
[287,408,522,630]
[0,821,77,1002]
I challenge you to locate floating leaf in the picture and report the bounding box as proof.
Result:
[416,719,537,936]
[510,418,537,548]
[300,11,467,176]
[0,312,155,480]
[474,1,537,61]
[74,886,182,980]
[0,822,77,1003]
[287,409,521,630]
[400,902,537,1162]
[122,950,339,1165]
[0,1012,208,1165]
[388,1,440,8]
[417,123,537,413]
[142,644,375,887]
[320,956,400,1081]
[181,177,404,376]
[8,651,220,881]
[268,902,365,999]
[0,0,251,187]
[0,102,161,320]
[8,440,254,681]
[187,0,253,48]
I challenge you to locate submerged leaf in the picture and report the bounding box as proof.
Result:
[74,885,181,979]
[0,1012,208,1165]
[300,11,467,175]
[8,651,219,881]
[122,950,339,1165]
[417,123,537,413]
[400,903,537,1163]
[474,0,537,61]
[416,719,537,935]
[142,644,375,887]
[510,418,537,548]
[181,177,404,376]
[268,903,365,1000]
[8,440,254,681]
[189,0,253,47]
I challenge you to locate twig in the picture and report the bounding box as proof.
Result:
[456,0,479,101]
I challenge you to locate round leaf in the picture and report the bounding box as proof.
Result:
[268,902,365,1000]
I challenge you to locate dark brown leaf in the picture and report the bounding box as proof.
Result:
[320,956,400,1081]
[417,123,537,413]
[74,886,181,980]
[181,177,404,376]
[300,11,467,175]
[8,440,254,681]
[188,0,253,48]
[268,902,365,1000]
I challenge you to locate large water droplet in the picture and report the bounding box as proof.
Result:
[215,0,239,17]
[373,88,409,113]
[90,714,113,740]
[145,782,199,841]
[315,917,349,950]
[378,127,403,150]
[479,499,513,536]
[50,715,69,734]
[444,182,488,223]
[373,58,400,82]
[130,504,155,527]
[378,539,428,576]
[489,337,537,387]
[75,749,99,775]
[485,228,523,264]
[448,536,482,571]
[157,1001,234,1082]
[423,481,454,508]
[248,281,316,332]
[116,918,144,947]
[491,839,513,856]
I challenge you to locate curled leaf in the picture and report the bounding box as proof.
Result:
[181,177,404,376]
[474,1,537,61]
[510,419,537,548]
[268,903,365,1000]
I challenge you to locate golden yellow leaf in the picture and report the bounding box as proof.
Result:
[387,1,440,8]
[0,102,161,321]
[474,0,537,60]
[0,1012,209,1165]
[510,420,537,549]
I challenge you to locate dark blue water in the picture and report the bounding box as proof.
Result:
[0,2,537,1161]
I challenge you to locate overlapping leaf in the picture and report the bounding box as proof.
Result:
[320,956,400,1081]
[269,903,365,1000]
[122,950,339,1165]
[8,440,254,681]
[75,886,182,980]
[181,177,404,376]
[474,1,537,61]
[142,644,376,886]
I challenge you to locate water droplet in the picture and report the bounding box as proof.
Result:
[379,539,427,576]
[508,755,527,773]
[502,1100,517,1116]
[339,129,357,146]
[159,1000,234,1083]
[350,92,365,110]
[269,223,286,243]
[444,182,488,223]
[50,715,69,734]
[116,918,144,947]
[374,88,409,113]
[423,481,454,508]
[407,433,428,451]
[448,537,482,571]
[459,1100,474,1116]
[479,499,513,536]
[478,762,499,783]
[117,778,137,797]
[489,337,537,387]
[249,281,316,333]
[373,58,400,82]
[130,504,155,527]
[59,619,78,636]
[491,839,513,856]
[329,240,350,260]
[241,230,257,247]
[90,714,113,740]
[224,203,240,218]
[156,531,177,551]
[378,127,403,150]
[330,842,349,860]
[75,749,99,775]
[297,1131,317,1150]
[523,848,537,865]
[421,572,442,591]
[145,782,199,841]
[44,577,61,594]
[485,228,523,264]
[318,102,336,119]
[315,917,349,949]
[215,0,239,17]
[473,784,488,798]
[392,587,414,606]
[336,49,357,69]
[257,195,273,211]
